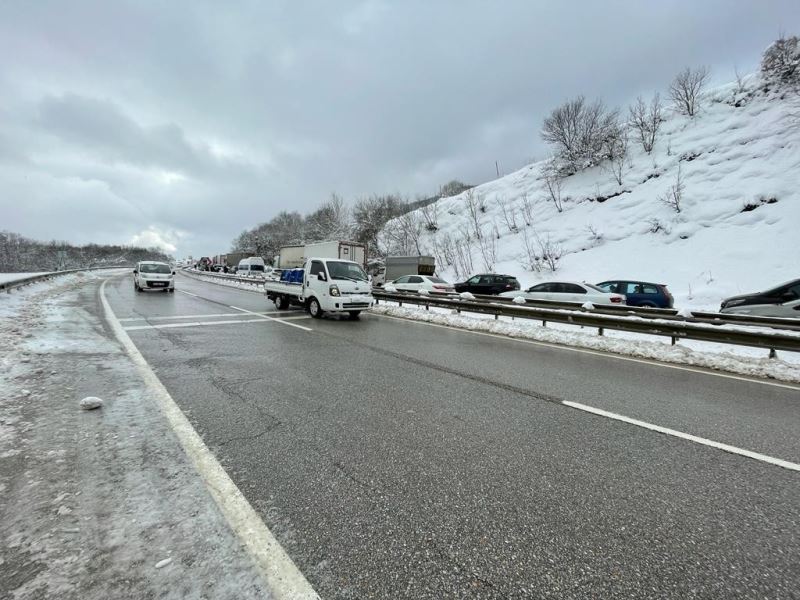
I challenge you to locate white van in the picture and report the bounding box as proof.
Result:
[236,256,267,277]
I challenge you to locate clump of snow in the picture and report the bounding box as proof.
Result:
[677,307,694,318]
[582,301,596,310]
[459,292,476,300]
[79,397,104,410]
[418,288,430,296]
[155,558,173,569]
[384,285,398,293]
[512,296,527,305]
[379,75,800,311]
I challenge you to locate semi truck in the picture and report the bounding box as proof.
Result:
[372,255,436,287]
[275,241,367,269]
[263,257,373,319]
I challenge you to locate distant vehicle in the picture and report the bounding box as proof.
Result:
[197,257,212,271]
[263,257,373,319]
[500,281,625,304]
[389,275,454,293]
[720,279,800,318]
[237,256,267,277]
[373,256,436,288]
[133,261,175,293]
[596,280,673,308]
[454,274,520,295]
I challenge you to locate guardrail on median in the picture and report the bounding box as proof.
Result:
[373,291,800,357]
[1,266,131,294]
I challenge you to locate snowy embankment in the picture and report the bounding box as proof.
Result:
[0,272,50,284]
[380,76,799,311]
[372,302,800,383]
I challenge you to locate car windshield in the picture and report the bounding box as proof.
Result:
[140,263,171,274]
[250,264,265,271]
[327,261,368,281]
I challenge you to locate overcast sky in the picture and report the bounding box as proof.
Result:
[1,1,797,258]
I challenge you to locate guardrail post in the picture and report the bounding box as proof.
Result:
[598,327,604,336]
[542,320,547,327]
[671,336,677,345]
[769,348,777,359]
[425,303,429,311]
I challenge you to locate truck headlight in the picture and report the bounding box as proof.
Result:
[329,285,340,297]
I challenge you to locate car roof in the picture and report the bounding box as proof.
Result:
[139,261,169,265]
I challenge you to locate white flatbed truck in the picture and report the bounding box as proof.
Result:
[263,257,373,319]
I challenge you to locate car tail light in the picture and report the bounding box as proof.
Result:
[611,296,623,303]
[432,284,446,289]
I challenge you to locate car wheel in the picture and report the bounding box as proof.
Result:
[308,297,323,319]
[348,311,361,320]
[169,288,175,293]
[640,302,657,308]
[275,295,289,310]
[134,281,141,292]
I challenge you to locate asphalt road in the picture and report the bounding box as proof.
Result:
[102,272,800,599]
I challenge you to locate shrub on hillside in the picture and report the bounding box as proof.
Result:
[541,96,622,174]
[761,35,800,86]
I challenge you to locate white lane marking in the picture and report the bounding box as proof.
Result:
[100,278,319,599]
[178,290,200,297]
[124,316,311,331]
[119,311,294,322]
[230,304,313,332]
[369,312,800,392]
[563,400,800,472]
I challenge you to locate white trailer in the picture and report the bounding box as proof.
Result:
[302,241,366,267]
[263,257,373,319]
[276,245,305,269]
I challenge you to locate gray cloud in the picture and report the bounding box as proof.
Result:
[1,0,798,257]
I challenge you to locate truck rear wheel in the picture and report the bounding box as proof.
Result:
[275,295,289,310]
[308,297,323,319]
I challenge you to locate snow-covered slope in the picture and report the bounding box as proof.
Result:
[381,77,799,310]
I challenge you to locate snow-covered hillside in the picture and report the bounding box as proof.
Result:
[380,76,799,310]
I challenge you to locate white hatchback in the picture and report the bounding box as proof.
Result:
[134,261,175,293]
[500,281,625,304]
[389,275,455,293]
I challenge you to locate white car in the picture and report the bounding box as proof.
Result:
[720,279,800,318]
[500,281,625,304]
[389,275,455,293]
[134,261,175,293]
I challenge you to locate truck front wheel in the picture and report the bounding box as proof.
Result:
[275,295,289,310]
[308,297,323,319]
[348,311,361,320]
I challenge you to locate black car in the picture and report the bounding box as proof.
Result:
[720,278,800,317]
[454,274,520,295]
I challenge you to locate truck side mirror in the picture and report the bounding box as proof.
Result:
[317,273,327,281]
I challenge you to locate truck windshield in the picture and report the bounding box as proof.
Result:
[327,261,368,281]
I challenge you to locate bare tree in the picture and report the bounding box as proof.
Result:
[519,193,535,226]
[669,66,710,116]
[541,96,620,173]
[734,65,747,94]
[519,227,541,272]
[628,93,663,153]
[432,232,456,272]
[541,161,564,212]
[464,189,484,240]
[419,202,439,233]
[659,164,685,213]
[496,197,519,233]
[537,235,563,272]
[605,129,628,185]
[477,223,499,272]
[453,231,474,278]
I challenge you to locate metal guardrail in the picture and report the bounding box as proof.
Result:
[373,291,800,355]
[0,266,131,293]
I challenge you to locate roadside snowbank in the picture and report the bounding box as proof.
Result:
[371,303,800,383]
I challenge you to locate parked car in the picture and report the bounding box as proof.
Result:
[596,280,674,308]
[454,274,520,295]
[720,279,800,318]
[237,256,267,277]
[133,261,175,293]
[500,281,625,304]
[389,275,455,293]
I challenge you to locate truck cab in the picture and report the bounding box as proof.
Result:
[263,257,373,319]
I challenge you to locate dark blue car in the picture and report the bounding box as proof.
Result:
[596,280,674,308]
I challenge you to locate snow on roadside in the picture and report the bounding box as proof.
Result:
[0,271,271,599]
[181,269,264,293]
[0,272,51,284]
[371,302,800,383]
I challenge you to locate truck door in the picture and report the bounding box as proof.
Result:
[307,260,327,299]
